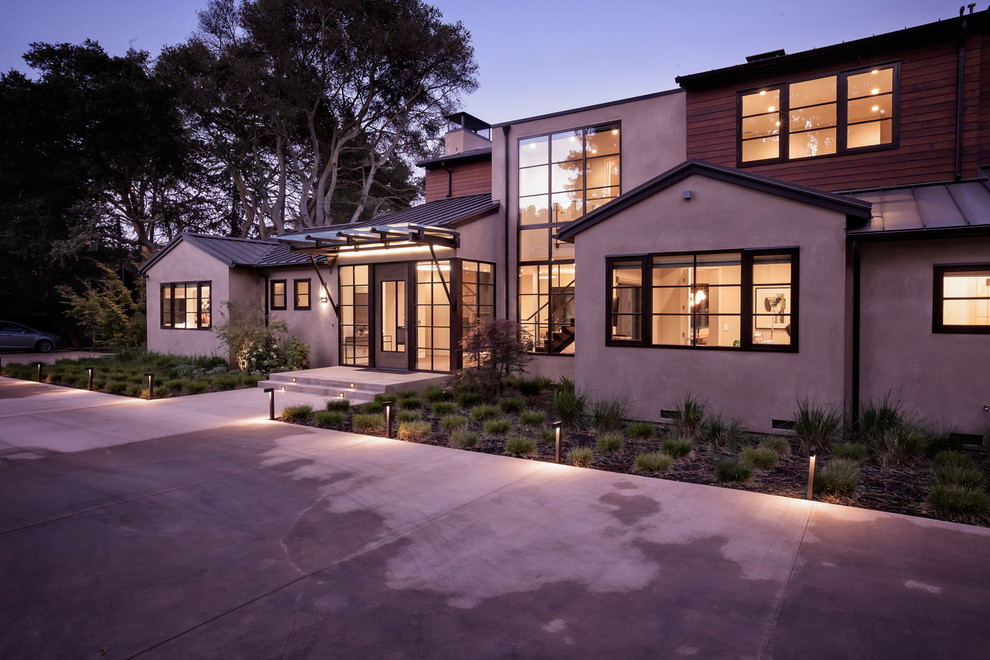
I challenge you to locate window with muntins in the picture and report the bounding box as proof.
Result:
[518,122,619,353]
[606,249,797,350]
[294,279,311,310]
[271,280,287,310]
[739,64,895,164]
[161,282,211,329]
[934,266,990,333]
[339,266,369,365]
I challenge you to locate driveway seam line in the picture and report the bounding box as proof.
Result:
[761,502,814,659]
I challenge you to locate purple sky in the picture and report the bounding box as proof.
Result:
[0,0,957,124]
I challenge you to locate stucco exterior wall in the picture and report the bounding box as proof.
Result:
[572,174,850,433]
[145,241,231,359]
[858,237,990,436]
[264,266,337,368]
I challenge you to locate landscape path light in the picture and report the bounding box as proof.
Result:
[264,388,275,420]
[144,372,155,400]
[36,362,43,382]
[807,446,817,500]
[384,400,394,438]
[553,421,563,464]
[86,367,94,390]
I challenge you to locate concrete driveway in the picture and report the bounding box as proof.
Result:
[1,377,988,658]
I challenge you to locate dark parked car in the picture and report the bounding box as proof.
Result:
[0,321,62,353]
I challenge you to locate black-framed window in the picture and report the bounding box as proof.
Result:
[739,63,897,164]
[339,265,370,366]
[461,260,496,337]
[934,265,990,334]
[161,282,211,330]
[294,279,311,310]
[270,280,287,310]
[606,248,798,351]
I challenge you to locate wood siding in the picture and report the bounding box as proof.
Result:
[424,159,492,202]
[685,31,988,191]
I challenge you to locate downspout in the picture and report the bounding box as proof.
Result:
[442,163,453,198]
[264,274,270,327]
[954,12,968,180]
[851,240,861,425]
[502,125,511,319]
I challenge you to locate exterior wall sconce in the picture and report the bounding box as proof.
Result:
[553,421,563,464]
[144,372,155,400]
[264,388,275,420]
[682,190,693,200]
[384,401,394,438]
[36,362,43,382]
[807,446,817,499]
[86,367,94,391]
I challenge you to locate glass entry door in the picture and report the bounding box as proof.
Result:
[374,263,409,369]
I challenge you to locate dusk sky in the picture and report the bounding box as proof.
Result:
[0,0,959,124]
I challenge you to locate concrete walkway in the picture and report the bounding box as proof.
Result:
[1,377,988,658]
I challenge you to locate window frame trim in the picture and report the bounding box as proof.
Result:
[270,279,287,310]
[736,61,900,166]
[604,247,799,352]
[293,278,312,310]
[159,281,212,331]
[933,263,990,334]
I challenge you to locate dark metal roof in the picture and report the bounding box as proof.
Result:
[445,111,490,133]
[845,177,990,239]
[417,147,492,168]
[557,160,872,241]
[139,232,321,275]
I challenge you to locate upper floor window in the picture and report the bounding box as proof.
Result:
[271,280,287,310]
[161,282,211,329]
[934,265,990,333]
[740,64,896,164]
[607,249,797,351]
[294,279,311,310]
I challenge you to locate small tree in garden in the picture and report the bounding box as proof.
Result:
[455,319,532,395]
[213,302,310,374]
[58,265,146,348]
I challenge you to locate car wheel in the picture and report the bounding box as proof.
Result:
[36,339,53,353]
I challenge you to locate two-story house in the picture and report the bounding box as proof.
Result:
[142,8,989,437]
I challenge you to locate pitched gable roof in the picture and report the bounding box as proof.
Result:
[139,232,321,275]
[556,160,872,242]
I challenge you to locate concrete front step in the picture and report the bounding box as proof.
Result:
[258,367,450,405]
[257,379,379,404]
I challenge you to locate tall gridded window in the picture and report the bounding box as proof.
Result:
[934,266,990,333]
[293,279,311,310]
[461,261,495,338]
[518,122,619,353]
[416,261,451,371]
[270,280,287,310]
[161,282,211,329]
[740,64,896,163]
[339,265,370,365]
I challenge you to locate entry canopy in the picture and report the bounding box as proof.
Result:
[280,222,459,255]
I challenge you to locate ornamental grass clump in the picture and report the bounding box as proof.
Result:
[816,458,860,497]
[449,429,478,448]
[627,422,655,439]
[553,377,588,428]
[314,410,345,429]
[440,414,469,431]
[739,445,779,470]
[431,401,458,416]
[280,405,313,424]
[704,413,744,449]
[508,376,543,397]
[498,397,527,414]
[926,451,989,520]
[326,398,352,412]
[757,435,792,457]
[669,394,708,440]
[484,418,512,437]
[397,396,422,410]
[870,423,929,468]
[504,436,536,457]
[425,386,452,403]
[933,451,986,489]
[457,391,485,408]
[591,396,629,433]
[471,404,500,421]
[361,401,384,414]
[833,442,867,461]
[632,452,673,476]
[519,410,546,427]
[398,420,432,442]
[596,433,623,454]
[352,413,385,435]
[715,457,753,483]
[568,447,594,467]
[793,399,843,454]
[660,436,693,459]
[397,410,420,422]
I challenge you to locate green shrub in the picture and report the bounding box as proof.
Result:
[397,410,420,422]
[398,420,432,442]
[833,442,867,461]
[133,385,148,398]
[509,376,542,397]
[395,389,417,399]
[425,386,452,403]
[471,404,500,421]
[540,428,556,445]
[484,419,512,436]
[568,447,594,467]
[715,458,753,483]
[591,397,629,433]
[105,380,128,395]
[397,396,422,410]
[793,399,843,454]
[669,394,708,439]
[757,435,792,457]
[660,436,693,459]
[934,450,978,470]
[314,410,345,428]
[816,458,860,496]
[431,401,458,416]
[632,452,672,475]
[934,452,985,489]
[280,405,313,423]
[185,379,209,394]
[361,401,384,414]
[440,414,469,431]
[498,397,526,414]
[871,423,928,468]
[325,398,352,412]
[553,380,588,428]
[739,446,779,470]
[704,413,744,448]
[859,393,905,440]
[519,410,546,427]
[449,429,478,448]
[457,391,485,408]
[240,374,262,387]
[373,393,391,403]
[926,484,989,519]
[627,422,655,439]
[596,433,623,454]
[504,436,536,457]
[213,375,239,391]
[352,413,385,434]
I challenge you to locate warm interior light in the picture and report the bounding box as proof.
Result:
[591,149,597,154]
[872,105,880,112]
[775,121,781,127]
[871,69,879,74]
[871,88,880,95]
[611,129,619,135]
[529,143,536,149]
[416,263,452,271]
[767,106,775,112]
[759,90,767,96]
